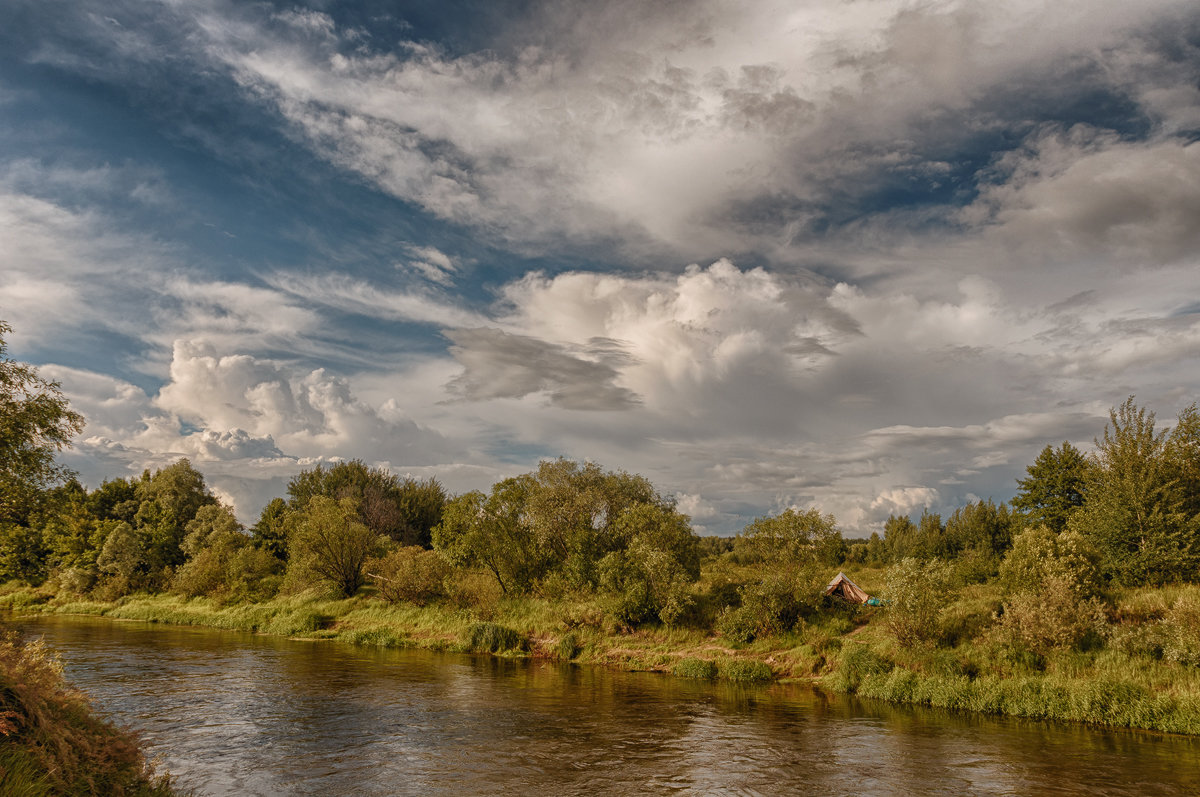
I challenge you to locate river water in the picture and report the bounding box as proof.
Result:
[15,614,1200,796]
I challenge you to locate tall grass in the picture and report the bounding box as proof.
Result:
[0,630,177,795]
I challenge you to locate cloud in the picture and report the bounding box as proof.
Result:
[264,271,483,327]
[445,327,640,410]
[169,0,1200,261]
[965,132,1200,265]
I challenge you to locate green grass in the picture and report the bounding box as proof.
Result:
[6,575,1200,735]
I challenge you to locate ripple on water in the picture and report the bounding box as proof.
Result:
[14,614,1200,796]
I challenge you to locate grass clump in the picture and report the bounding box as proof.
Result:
[263,608,326,637]
[555,632,582,661]
[464,622,526,653]
[720,659,773,682]
[340,627,411,648]
[673,657,718,679]
[0,630,177,795]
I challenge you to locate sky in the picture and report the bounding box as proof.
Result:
[2,0,1199,535]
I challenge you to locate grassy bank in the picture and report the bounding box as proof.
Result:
[7,574,1200,736]
[0,625,178,796]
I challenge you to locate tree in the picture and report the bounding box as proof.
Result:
[1013,442,1090,532]
[174,504,280,601]
[132,459,216,573]
[287,496,384,597]
[286,461,446,547]
[1069,398,1198,585]
[0,321,84,526]
[251,497,290,560]
[740,508,842,566]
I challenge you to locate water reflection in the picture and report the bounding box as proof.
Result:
[15,615,1200,796]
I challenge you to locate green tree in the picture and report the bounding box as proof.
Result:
[883,557,953,645]
[174,504,280,601]
[883,514,918,561]
[0,321,84,526]
[132,459,216,574]
[432,479,546,594]
[287,461,446,547]
[251,497,290,560]
[1069,398,1198,585]
[287,496,385,597]
[943,500,1017,558]
[1013,442,1090,532]
[740,508,841,566]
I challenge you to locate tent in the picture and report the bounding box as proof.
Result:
[823,571,871,604]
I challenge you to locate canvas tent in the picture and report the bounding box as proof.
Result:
[823,571,871,604]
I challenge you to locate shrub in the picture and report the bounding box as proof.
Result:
[715,605,758,643]
[999,527,1102,598]
[883,558,953,645]
[1161,595,1200,667]
[673,657,718,679]
[366,546,450,606]
[444,570,504,614]
[464,622,526,653]
[994,574,1107,655]
[720,659,773,682]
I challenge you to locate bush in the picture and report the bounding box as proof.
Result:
[883,558,952,645]
[366,546,450,606]
[464,622,526,653]
[720,659,773,682]
[444,570,505,614]
[715,570,822,642]
[994,574,1108,655]
[673,657,718,679]
[715,605,758,643]
[1162,595,1200,667]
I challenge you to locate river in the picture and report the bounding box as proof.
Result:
[15,614,1200,795]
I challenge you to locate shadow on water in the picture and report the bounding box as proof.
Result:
[13,614,1200,796]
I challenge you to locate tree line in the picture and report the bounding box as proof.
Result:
[2,319,1199,647]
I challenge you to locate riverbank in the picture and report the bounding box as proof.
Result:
[6,577,1200,736]
[0,625,178,795]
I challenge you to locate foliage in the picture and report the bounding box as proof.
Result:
[287,460,446,547]
[993,575,1107,656]
[365,546,450,606]
[673,657,717,679]
[555,632,582,661]
[433,459,700,606]
[173,504,281,602]
[0,322,85,527]
[250,497,289,560]
[287,496,386,597]
[133,459,218,574]
[1161,594,1200,667]
[1069,398,1200,585]
[740,507,842,566]
[998,526,1102,598]
[716,569,822,642]
[1014,441,1090,532]
[883,557,953,645]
